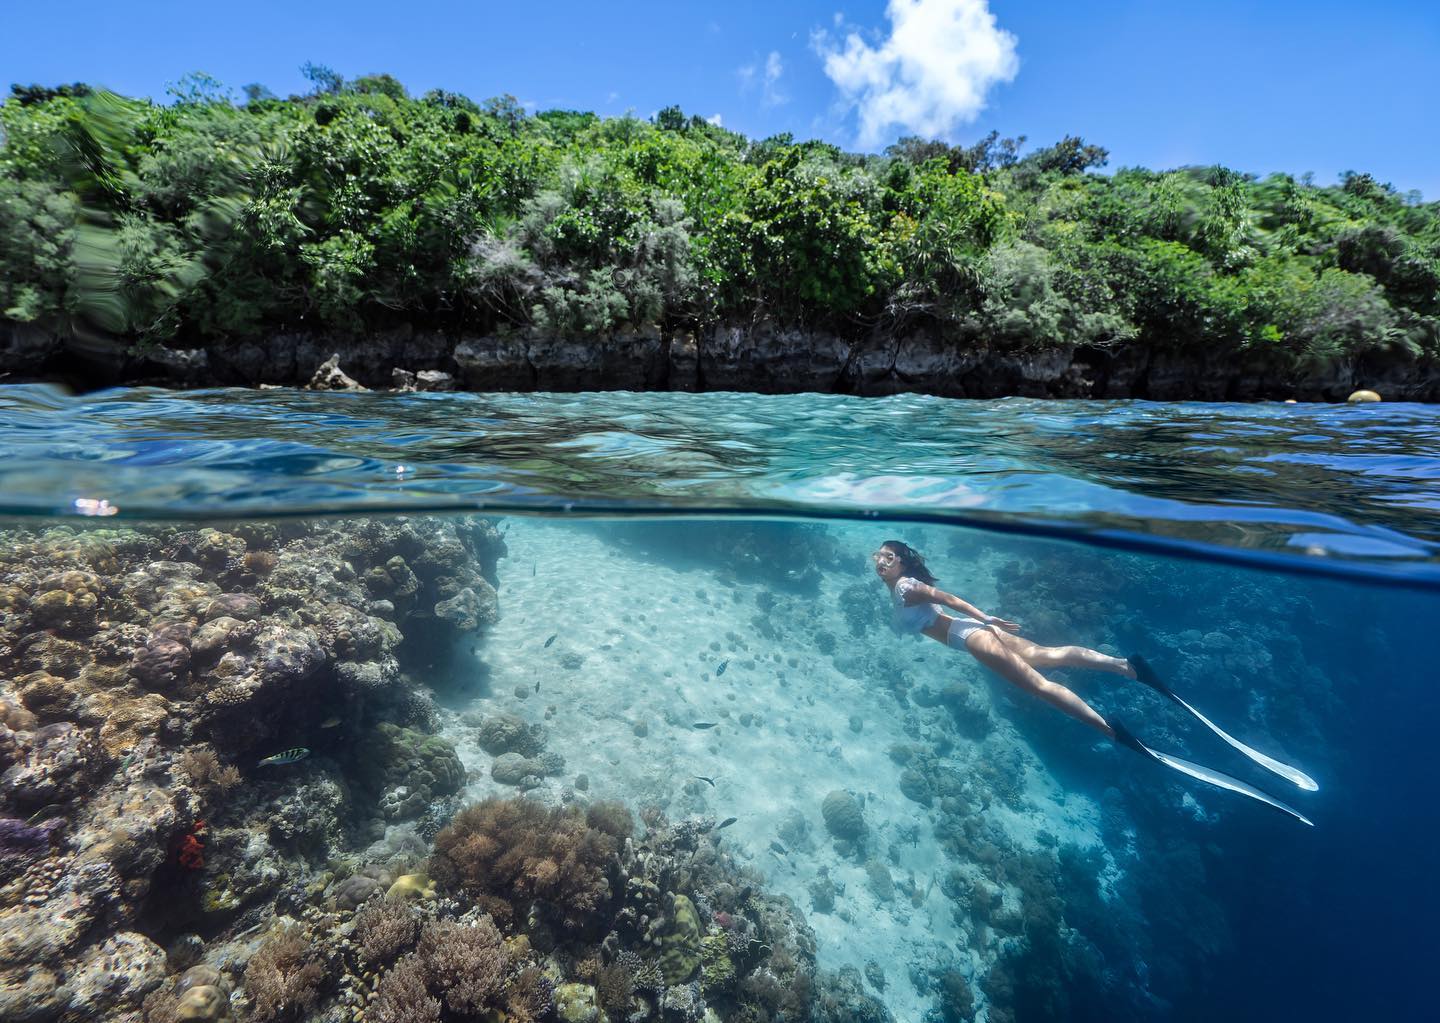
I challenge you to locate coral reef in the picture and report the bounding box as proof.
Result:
[243,924,328,1022]
[0,516,505,1021]
[360,722,467,821]
[429,797,624,933]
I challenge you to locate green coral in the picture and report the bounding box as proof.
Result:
[555,982,607,1023]
[386,873,436,900]
[658,895,701,984]
[201,874,240,915]
[699,933,735,992]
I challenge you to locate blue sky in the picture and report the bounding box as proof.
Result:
[3,0,1437,198]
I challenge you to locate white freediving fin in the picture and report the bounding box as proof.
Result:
[1109,720,1314,826]
[1146,749,1314,827]
[1130,654,1318,792]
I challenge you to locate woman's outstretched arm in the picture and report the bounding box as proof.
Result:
[900,580,1020,632]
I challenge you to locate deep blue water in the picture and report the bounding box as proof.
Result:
[1,385,1437,1023]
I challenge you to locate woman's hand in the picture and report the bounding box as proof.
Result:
[987,616,1022,633]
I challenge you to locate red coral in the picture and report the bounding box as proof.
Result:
[173,819,206,870]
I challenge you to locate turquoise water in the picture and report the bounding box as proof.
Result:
[0,387,1437,1023]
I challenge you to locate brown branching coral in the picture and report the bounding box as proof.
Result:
[595,959,636,1017]
[430,797,621,932]
[371,954,440,1023]
[585,799,635,839]
[176,747,242,793]
[354,899,420,967]
[502,965,555,1023]
[244,925,326,1022]
[417,917,509,1014]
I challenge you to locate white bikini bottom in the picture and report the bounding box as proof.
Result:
[946,615,989,648]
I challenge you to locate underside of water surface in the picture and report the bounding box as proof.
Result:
[1,388,1438,1023]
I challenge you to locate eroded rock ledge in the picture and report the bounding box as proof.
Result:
[7,320,1438,401]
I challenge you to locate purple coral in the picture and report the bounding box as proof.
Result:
[0,816,62,857]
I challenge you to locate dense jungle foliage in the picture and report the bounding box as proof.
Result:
[2,71,1437,371]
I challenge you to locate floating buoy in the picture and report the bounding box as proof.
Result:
[1346,389,1381,403]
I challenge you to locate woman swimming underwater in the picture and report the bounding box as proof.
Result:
[872,540,1317,825]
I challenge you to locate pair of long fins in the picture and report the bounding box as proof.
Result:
[1112,655,1317,827]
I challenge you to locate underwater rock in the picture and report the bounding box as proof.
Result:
[814,965,894,1022]
[358,723,465,820]
[808,873,837,914]
[820,789,866,841]
[864,859,895,902]
[491,752,547,786]
[0,693,37,731]
[555,982,605,1022]
[29,575,103,632]
[131,631,193,692]
[174,962,223,994]
[269,776,349,852]
[174,983,233,1021]
[334,658,398,692]
[66,930,168,1019]
[477,712,548,757]
[934,680,994,739]
[0,721,108,812]
[435,584,498,631]
[189,616,243,661]
[330,873,385,911]
[204,593,261,621]
[0,965,68,1022]
[898,767,933,806]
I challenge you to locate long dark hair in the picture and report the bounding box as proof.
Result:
[881,539,937,584]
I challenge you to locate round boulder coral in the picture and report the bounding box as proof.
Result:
[821,790,866,840]
[477,713,547,757]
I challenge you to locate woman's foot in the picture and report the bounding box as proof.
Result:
[1100,657,1134,680]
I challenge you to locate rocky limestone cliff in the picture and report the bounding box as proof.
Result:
[6,319,1437,401]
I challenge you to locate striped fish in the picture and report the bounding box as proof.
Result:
[257,747,310,767]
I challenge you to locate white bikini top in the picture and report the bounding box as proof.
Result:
[891,576,942,636]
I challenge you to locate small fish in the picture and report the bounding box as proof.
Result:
[769,840,789,856]
[693,775,716,787]
[534,679,541,694]
[715,660,729,677]
[532,562,537,577]
[692,721,719,730]
[258,747,310,767]
[319,716,341,729]
[717,816,738,829]
[543,634,558,648]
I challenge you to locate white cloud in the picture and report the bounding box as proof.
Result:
[707,113,724,126]
[738,49,789,107]
[814,0,1019,148]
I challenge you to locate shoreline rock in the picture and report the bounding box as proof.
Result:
[7,319,1437,401]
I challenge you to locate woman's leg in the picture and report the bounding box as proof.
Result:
[991,629,1135,678]
[965,630,1115,737]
